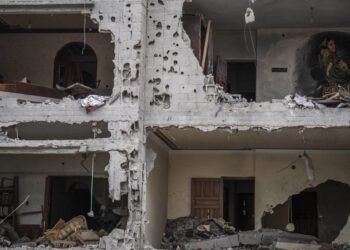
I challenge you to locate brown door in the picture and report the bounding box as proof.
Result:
[191,178,222,219]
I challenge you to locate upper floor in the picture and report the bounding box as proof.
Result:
[0,0,349,132]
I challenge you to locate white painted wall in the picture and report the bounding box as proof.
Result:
[167,151,255,219]
[256,28,350,101]
[0,33,114,89]
[167,150,350,243]
[255,150,350,244]
[0,153,109,225]
[213,30,256,61]
[145,137,169,248]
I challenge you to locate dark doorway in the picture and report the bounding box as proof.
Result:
[54,42,97,88]
[292,191,318,237]
[227,62,256,101]
[223,179,255,231]
[45,176,122,231]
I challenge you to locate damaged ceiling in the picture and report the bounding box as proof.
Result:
[183,0,350,30]
[157,127,350,150]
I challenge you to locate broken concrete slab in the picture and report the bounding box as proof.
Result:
[184,234,239,250]
[260,229,284,245]
[276,241,321,250]
[239,231,263,245]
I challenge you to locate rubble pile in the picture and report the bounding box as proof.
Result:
[312,86,350,107]
[284,86,350,109]
[0,215,110,248]
[161,217,235,249]
[161,217,350,250]
[36,215,106,248]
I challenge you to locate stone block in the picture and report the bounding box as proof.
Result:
[215,235,240,248]
[261,229,283,245]
[239,230,262,245]
[184,239,216,250]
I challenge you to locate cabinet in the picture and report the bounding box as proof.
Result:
[0,176,18,227]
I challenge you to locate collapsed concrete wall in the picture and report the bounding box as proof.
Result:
[255,150,350,244]
[0,0,350,249]
[165,149,350,244]
[262,180,350,243]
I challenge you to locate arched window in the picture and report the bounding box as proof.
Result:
[54,42,97,88]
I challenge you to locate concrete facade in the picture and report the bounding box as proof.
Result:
[0,0,349,249]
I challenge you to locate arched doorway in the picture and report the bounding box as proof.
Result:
[54,42,97,88]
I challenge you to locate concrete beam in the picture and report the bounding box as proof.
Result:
[145,103,350,131]
[0,0,94,14]
[0,138,138,154]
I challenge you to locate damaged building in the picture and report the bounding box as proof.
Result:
[0,0,350,249]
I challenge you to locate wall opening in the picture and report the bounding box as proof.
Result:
[223,179,255,231]
[227,61,256,101]
[46,176,128,232]
[54,42,97,90]
[262,180,350,243]
[0,14,114,101]
[1,121,110,140]
[0,152,127,247]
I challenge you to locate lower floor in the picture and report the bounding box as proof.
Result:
[0,153,128,247]
[0,128,350,249]
[145,129,350,248]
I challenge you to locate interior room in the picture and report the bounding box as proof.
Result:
[145,127,350,248]
[182,0,350,102]
[0,152,128,243]
[0,14,114,101]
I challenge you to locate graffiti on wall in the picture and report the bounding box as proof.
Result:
[296,32,350,97]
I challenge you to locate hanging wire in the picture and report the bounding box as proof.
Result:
[288,197,293,223]
[82,1,87,55]
[87,152,96,217]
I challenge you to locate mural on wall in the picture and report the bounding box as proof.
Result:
[296,32,350,97]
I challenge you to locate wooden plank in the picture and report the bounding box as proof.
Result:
[0,83,66,99]
[201,20,212,70]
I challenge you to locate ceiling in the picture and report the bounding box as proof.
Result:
[157,127,350,150]
[2,121,110,140]
[183,0,350,30]
[0,14,97,30]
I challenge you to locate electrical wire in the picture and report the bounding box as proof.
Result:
[0,195,30,225]
[82,1,86,55]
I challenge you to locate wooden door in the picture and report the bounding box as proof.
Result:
[191,178,222,219]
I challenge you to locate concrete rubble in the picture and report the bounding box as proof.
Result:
[161,217,350,250]
[0,0,349,249]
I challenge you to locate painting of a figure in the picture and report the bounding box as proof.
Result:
[296,32,350,97]
[318,38,350,94]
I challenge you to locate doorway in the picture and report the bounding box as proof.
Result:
[227,61,256,101]
[292,191,318,237]
[223,179,255,231]
[191,178,255,231]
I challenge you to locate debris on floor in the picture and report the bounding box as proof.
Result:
[161,216,235,249]
[312,86,350,107]
[285,87,350,109]
[161,217,350,250]
[36,215,106,247]
[284,94,316,109]
[0,222,36,247]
